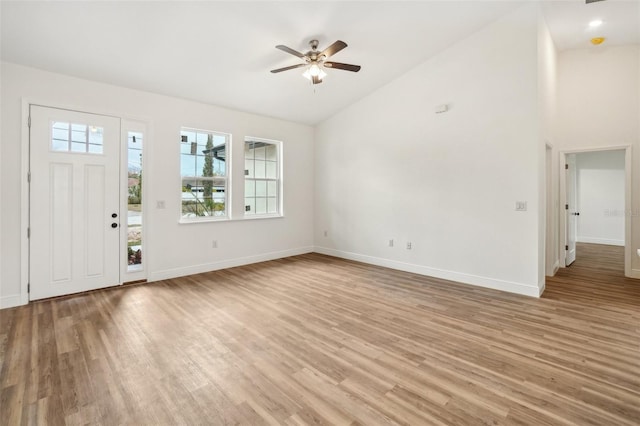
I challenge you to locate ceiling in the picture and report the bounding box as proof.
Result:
[1,1,639,126]
[543,0,639,50]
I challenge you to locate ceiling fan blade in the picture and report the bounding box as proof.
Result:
[276,45,306,59]
[324,62,361,72]
[312,75,323,85]
[270,63,307,73]
[320,40,347,58]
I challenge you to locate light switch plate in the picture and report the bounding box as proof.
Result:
[515,201,527,211]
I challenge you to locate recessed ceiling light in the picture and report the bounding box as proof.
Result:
[589,19,603,28]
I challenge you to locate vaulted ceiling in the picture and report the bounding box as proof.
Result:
[2,1,638,125]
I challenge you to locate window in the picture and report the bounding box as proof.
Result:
[180,128,229,220]
[51,122,104,154]
[127,131,143,270]
[244,138,281,216]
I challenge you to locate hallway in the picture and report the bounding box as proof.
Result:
[544,242,639,308]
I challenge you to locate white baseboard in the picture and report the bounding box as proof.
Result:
[148,246,314,282]
[546,260,560,278]
[0,294,22,310]
[577,236,624,246]
[538,279,546,297]
[314,246,541,298]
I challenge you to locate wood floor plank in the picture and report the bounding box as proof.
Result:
[1,242,638,425]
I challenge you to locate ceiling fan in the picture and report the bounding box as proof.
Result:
[270,39,361,85]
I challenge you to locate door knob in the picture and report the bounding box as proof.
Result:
[112,213,118,218]
[111,223,118,228]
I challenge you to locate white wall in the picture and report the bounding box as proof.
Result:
[557,45,640,275]
[0,62,315,309]
[314,5,544,297]
[576,150,625,246]
[538,13,559,279]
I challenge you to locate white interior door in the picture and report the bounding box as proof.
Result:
[30,105,121,300]
[565,153,577,266]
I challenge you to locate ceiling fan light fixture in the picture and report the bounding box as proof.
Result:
[309,63,321,76]
[272,39,360,85]
[302,64,326,81]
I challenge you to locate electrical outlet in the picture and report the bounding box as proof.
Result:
[389,239,394,247]
[406,242,412,250]
[156,200,165,209]
[212,240,217,248]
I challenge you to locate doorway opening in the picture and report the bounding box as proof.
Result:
[559,146,631,277]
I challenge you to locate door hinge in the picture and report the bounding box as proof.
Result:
[565,204,569,210]
[27,283,30,293]
[27,227,30,238]
[565,163,568,169]
[27,172,31,183]
[28,115,31,128]
[565,245,569,251]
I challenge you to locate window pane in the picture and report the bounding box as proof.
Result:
[267,180,277,197]
[53,121,69,131]
[127,131,143,271]
[245,159,254,178]
[71,127,86,143]
[266,144,277,161]
[52,126,68,141]
[71,142,86,152]
[128,132,143,149]
[255,197,267,214]
[245,197,255,215]
[180,141,193,154]
[256,180,267,196]
[267,197,277,213]
[180,154,197,176]
[213,158,225,176]
[245,142,254,159]
[245,180,255,197]
[88,144,103,154]
[266,161,277,179]
[254,160,266,178]
[88,127,103,145]
[195,155,206,177]
[52,139,68,151]
[254,146,266,160]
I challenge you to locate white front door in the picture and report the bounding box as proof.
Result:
[565,153,578,266]
[30,105,121,300]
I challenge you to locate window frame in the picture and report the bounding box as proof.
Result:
[179,127,231,223]
[244,137,283,218]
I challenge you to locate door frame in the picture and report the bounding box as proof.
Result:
[544,143,559,277]
[558,145,633,277]
[19,98,150,304]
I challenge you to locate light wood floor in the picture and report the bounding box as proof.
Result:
[1,243,639,425]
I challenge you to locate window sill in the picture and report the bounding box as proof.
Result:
[241,214,284,221]
[179,216,231,225]
[178,214,283,224]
